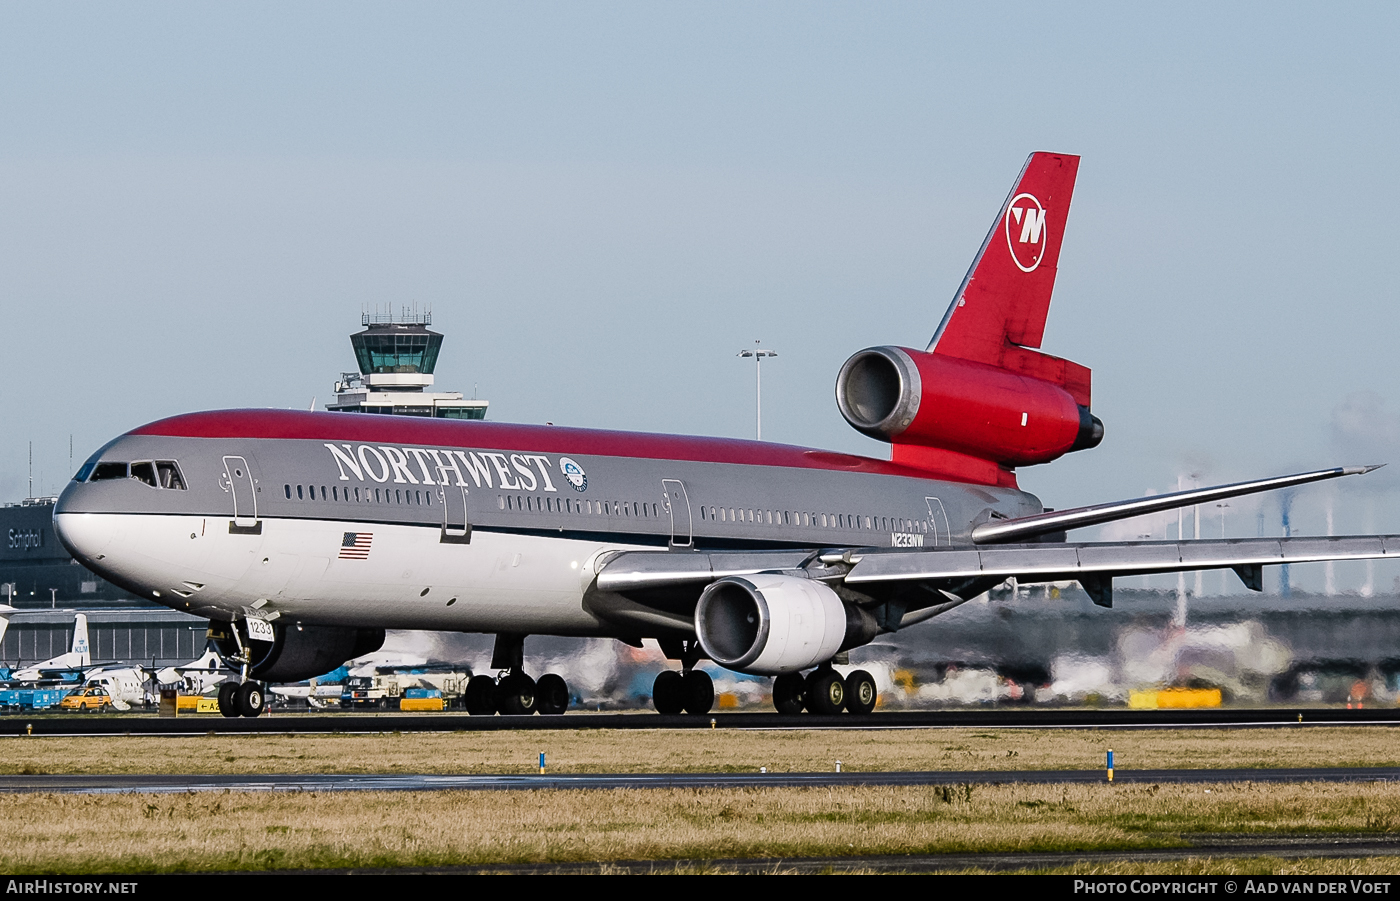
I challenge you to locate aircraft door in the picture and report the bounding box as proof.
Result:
[439,482,471,544]
[662,480,692,548]
[222,456,261,534]
[924,497,951,547]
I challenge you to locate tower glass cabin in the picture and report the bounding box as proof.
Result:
[327,311,489,420]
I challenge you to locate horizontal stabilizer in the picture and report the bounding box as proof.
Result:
[971,466,1383,545]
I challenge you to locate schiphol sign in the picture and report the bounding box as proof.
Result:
[7,527,44,551]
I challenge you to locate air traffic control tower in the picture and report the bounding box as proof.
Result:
[327,310,489,420]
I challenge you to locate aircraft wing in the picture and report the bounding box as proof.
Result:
[842,535,1400,606]
[970,466,1381,544]
[594,534,1400,618]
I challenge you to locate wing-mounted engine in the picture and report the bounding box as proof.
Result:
[694,574,877,675]
[836,345,1102,486]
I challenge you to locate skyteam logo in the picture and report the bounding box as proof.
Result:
[1004,192,1048,273]
[559,457,588,492]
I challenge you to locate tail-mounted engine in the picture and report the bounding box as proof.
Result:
[694,574,878,675]
[835,345,1102,486]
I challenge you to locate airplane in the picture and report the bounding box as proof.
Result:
[154,642,232,696]
[0,604,13,680]
[10,613,91,683]
[4,612,152,708]
[51,152,1399,718]
[79,664,150,711]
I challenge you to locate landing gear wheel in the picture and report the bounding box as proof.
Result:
[536,674,569,715]
[844,670,877,715]
[218,682,240,718]
[806,669,845,715]
[682,670,714,715]
[497,673,537,716]
[235,682,265,718]
[465,674,498,715]
[772,672,805,714]
[652,670,685,715]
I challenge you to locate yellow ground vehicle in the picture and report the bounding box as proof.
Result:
[60,687,112,712]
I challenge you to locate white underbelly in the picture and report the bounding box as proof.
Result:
[59,512,652,634]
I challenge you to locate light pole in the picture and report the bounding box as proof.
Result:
[1215,503,1230,595]
[737,341,777,440]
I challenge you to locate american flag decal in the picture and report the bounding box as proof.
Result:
[339,532,372,559]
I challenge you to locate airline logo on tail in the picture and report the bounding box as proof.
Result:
[1005,193,1048,272]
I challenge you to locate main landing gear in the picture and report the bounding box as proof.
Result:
[217,680,267,718]
[772,666,877,716]
[464,633,570,716]
[651,638,714,716]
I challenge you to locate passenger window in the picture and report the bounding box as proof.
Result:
[90,462,129,482]
[297,485,304,500]
[497,495,505,510]
[130,462,158,487]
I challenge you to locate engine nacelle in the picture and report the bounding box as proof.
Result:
[835,345,1102,470]
[694,574,877,676]
[230,623,385,683]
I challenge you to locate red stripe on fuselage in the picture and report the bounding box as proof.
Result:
[130,409,945,480]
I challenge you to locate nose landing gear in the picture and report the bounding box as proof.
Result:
[216,680,267,718]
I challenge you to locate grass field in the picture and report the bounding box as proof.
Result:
[4,780,1400,873]
[5,726,1400,874]
[2,725,1399,776]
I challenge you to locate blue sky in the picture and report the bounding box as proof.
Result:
[1,3,1396,589]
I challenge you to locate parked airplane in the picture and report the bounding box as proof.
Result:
[10,613,91,682]
[0,603,13,650]
[154,643,231,695]
[52,152,1398,718]
[80,664,150,711]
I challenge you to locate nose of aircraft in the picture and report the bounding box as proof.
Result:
[52,482,116,563]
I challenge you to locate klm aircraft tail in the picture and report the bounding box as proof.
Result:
[71,613,90,667]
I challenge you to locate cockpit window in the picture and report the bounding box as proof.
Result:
[90,462,129,481]
[156,462,186,490]
[87,459,186,488]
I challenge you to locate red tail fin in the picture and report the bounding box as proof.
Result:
[928,152,1082,397]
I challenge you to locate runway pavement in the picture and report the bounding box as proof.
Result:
[4,706,1400,736]
[5,766,1400,794]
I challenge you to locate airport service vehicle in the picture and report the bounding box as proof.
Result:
[59,686,112,712]
[340,667,471,710]
[52,152,1399,718]
[0,686,67,711]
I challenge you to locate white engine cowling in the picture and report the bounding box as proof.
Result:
[694,574,850,675]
